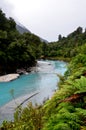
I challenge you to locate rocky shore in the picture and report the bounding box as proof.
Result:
[0,60,47,82]
[0,64,39,82]
[0,74,19,82]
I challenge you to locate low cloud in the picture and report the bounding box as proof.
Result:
[0,0,14,18]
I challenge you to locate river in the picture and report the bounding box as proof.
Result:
[0,60,66,123]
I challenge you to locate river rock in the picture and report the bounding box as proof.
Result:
[0,74,19,82]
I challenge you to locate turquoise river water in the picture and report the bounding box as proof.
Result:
[0,60,66,123]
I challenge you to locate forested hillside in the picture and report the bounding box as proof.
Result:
[0,9,46,75]
[1,9,86,130]
[44,27,86,61]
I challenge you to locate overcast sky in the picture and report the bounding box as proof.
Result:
[0,0,86,42]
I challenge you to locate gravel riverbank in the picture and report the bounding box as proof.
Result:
[0,74,19,82]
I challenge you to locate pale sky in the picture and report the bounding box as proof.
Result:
[0,0,86,42]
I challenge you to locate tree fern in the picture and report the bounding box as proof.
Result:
[75,108,86,121]
[74,76,86,94]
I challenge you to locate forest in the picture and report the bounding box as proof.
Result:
[0,9,46,75]
[0,9,86,130]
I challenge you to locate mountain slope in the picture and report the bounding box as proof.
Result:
[16,24,31,34]
[16,24,48,43]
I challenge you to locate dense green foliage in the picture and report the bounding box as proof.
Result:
[0,9,46,75]
[1,9,86,130]
[41,29,86,129]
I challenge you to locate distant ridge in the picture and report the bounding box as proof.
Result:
[16,23,48,43]
[16,24,31,34]
[39,36,48,43]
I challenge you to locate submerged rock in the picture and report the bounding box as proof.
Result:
[16,69,28,75]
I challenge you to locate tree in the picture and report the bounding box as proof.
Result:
[76,27,83,34]
[58,34,62,41]
[9,17,16,30]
